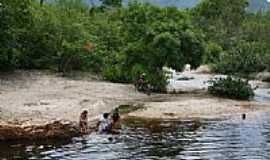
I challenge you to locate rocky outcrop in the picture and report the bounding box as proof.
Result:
[256,71,270,82]
[195,65,212,74]
[0,120,80,141]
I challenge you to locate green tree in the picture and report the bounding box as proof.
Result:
[0,0,32,70]
[103,2,206,91]
[101,0,122,8]
[192,0,248,48]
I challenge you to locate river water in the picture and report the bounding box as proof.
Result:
[1,112,270,160]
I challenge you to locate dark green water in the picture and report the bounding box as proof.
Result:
[1,113,270,160]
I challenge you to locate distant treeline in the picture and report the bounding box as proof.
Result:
[44,0,270,11]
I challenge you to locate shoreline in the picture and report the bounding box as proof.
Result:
[0,70,269,141]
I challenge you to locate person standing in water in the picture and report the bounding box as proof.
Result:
[79,110,89,134]
[112,108,120,123]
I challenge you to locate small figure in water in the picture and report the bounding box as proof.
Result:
[135,73,151,95]
[242,113,246,120]
[97,113,111,134]
[79,110,89,134]
[97,110,121,134]
[112,108,120,123]
[110,108,121,134]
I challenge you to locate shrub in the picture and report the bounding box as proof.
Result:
[102,65,129,83]
[208,76,254,100]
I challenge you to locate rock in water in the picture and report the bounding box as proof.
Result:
[0,120,79,141]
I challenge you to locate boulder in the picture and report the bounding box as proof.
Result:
[256,71,270,82]
[0,120,80,141]
[195,65,212,74]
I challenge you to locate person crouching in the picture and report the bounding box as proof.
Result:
[97,113,111,134]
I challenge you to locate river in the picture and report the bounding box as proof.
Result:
[1,111,270,160]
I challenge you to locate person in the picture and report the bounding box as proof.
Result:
[110,108,121,134]
[97,110,121,134]
[97,113,111,134]
[79,110,89,134]
[135,73,151,95]
[112,108,120,123]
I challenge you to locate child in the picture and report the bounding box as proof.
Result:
[97,113,111,134]
[79,110,88,134]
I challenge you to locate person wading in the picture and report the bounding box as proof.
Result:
[79,110,89,134]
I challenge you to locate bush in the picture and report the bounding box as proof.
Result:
[102,65,129,83]
[208,76,254,100]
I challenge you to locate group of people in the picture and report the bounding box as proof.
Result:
[78,73,149,135]
[79,108,120,135]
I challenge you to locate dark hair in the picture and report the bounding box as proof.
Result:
[103,113,109,119]
[82,110,88,115]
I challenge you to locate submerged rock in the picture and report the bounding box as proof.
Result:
[0,120,79,141]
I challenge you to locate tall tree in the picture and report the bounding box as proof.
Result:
[100,0,122,8]
[0,0,32,70]
[192,0,248,48]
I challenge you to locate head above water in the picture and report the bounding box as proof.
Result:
[82,110,88,115]
[103,113,110,119]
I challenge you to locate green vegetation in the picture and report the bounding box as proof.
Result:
[0,0,269,92]
[208,76,254,100]
[212,42,268,76]
[117,104,144,114]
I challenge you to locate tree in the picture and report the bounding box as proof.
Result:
[0,0,32,70]
[100,0,122,8]
[192,0,248,48]
[40,0,44,6]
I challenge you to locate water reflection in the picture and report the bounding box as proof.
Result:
[1,114,270,160]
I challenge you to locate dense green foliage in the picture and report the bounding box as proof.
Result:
[102,3,205,91]
[0,0,269,92]
[212,42,268,75]
[192,0,248,49]
[0,0,32,70]
[208,76,254,100]
[193,0,270,75]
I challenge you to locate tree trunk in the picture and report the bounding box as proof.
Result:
[40,0,44,6]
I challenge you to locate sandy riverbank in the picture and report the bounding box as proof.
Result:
[0,70,269,140]
[0,71,151,125]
